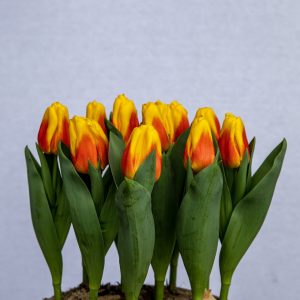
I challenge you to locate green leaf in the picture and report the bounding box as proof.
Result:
[185,158,193,192]
[53,176,71,249]
[25,146,62,285]
[246,137,256,191]
[116,178,155,300]
[58,144,105,290]
[105,118,123,139]
[88,162,105,216]
[219,164,233,242]
[109,132,125,187]
[219,139,287,285]
[36,144,55,207]
[151,153,177,282]
[134,151,156,193]
[176,160,223,299]
[169,128,189,205]
[232,152,249,207]
[100,184,119,254]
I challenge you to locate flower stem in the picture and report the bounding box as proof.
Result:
[53,283,62,300]
[169,246,179,293]
[89,287,99,300]
[155,280,165,300]
[220,283,230,300]
[82,259,89,285]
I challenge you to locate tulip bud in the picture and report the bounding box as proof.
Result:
[111,94,139,142]
[218,113,249,168]
[37,102,70,154]
[184,117,215,173]
[170,101,189,141]
[69,116,108,173]
[121,125,162,181]
[142,101,174,151]
[195,107,220,140]
[86,100,107,134]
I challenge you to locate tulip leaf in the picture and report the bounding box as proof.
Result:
[219,139,287,285]
[58,144,105,290]
[232,152,249,207]
[109,132,125,188]
[88,162,105,215]
[36,144,55,208]
[219,164,233,242]
[151,153,177,283]
[134,151,156,193]
[169,128,190,204]
[246,137,256,190]
[100,184,119,254]
[116,178,155,300]
[177,159,223,298]
[25,146,62,285]
[105,119,123,139]
[53,175,71,249]
[185,158,193,192]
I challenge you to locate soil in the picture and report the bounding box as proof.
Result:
[44,284,219,300]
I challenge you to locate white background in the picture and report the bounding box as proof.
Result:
[1,1,299,299]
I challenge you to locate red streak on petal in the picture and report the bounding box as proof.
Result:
[152,118,169,151]
[191,133,215,171]
[72,135,98,173]
[37,120,49,153]
[175,117,189,141]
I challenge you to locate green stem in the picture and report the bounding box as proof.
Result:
[89,287,99,300]
[220,283,230,300]
[82,260,89,285]
[191,288,204,300]
[53,283,62,300]
[169,246,179,293]
[125,292,138,300]
[155,280,165,300]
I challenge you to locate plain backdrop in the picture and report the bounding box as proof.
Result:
[1,1,300,299]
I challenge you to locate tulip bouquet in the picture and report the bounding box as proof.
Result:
[25,94,286,300]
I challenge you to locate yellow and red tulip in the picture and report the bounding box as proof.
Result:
[184,117,215,173]
[69,116,108,173]
[121,125,162,181]
[218,113,249,168]
[195,107,220,140]
[111,94,139,142]
[86,100,107,134]
[37,102,70,154]
[142,101,174,151]
[170,101,189,141]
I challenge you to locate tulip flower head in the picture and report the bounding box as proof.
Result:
[170,101,189,141]
[111,94,139,142]
[86,100,107,134]
[184,117,215,173]
[142,101,174,151]
[121,125,162,181]
[195,107,220,140]
[69,116,108,173]
[37,102,70,154]
[218,113,249,168]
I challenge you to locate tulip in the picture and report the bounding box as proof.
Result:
[195,107,220,140]
[69,116,108,173]
[142,101,174,151]
[218,113,249,168]
[111,94,139,142]
[184,117,215,173]
[37,102,70,154]
[170,101,189,141]
[86,100,107,134]
[121,125,162,181]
